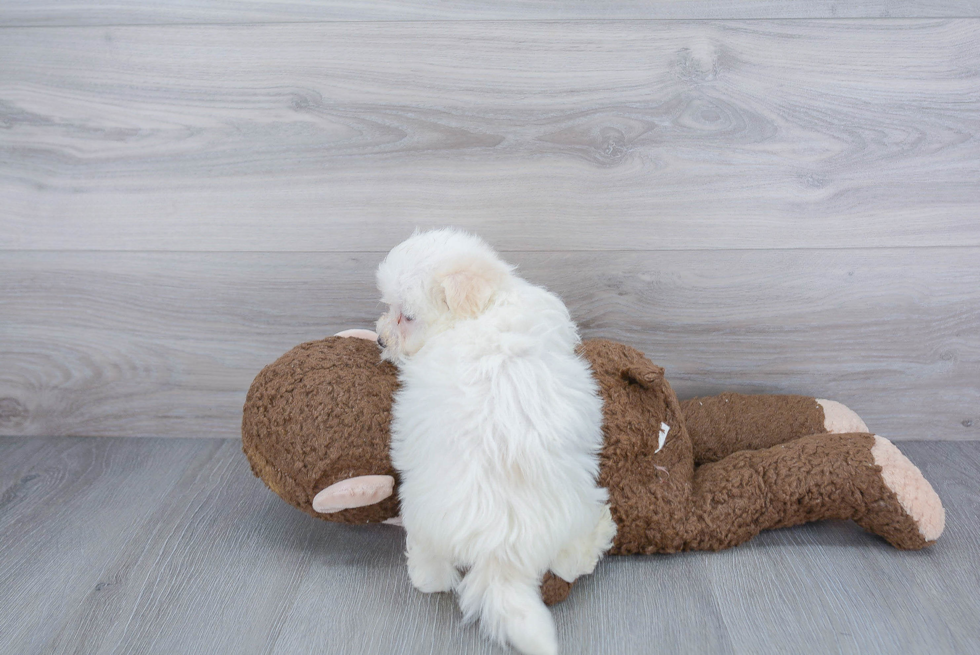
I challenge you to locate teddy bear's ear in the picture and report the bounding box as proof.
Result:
[620,360,665,389]
[333,329,378,341]
[313,475,394,513]
[438,257,509,319]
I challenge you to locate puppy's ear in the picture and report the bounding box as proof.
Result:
[438,257,507,318]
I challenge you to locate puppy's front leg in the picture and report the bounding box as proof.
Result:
[550,504,617,583]
[405,531,459,593]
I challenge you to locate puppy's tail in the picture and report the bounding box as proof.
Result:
[457,557,557,655]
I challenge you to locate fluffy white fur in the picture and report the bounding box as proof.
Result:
[375,228,616,655]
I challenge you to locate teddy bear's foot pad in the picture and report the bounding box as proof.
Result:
[871,435,945,544]
[817,399,869,434]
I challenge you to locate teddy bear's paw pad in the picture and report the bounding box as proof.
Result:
[817,399,869,434]
[872,435,945,543]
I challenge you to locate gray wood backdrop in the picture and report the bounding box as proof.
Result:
[1,2,978,441]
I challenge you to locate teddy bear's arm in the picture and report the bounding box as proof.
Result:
[679,393,865,465]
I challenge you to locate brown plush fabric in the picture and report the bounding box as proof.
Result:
[242,337,401,524]
[680,393,827,465]
[242,336,938,604]
[579,340,927,554]
[539,572,573,606]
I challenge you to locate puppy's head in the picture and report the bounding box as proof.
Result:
[375,228,513,363]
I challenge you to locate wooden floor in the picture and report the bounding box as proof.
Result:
[0,437,977,654]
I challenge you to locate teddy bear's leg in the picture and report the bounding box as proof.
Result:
[682,432,944,551]
[680,393,867,464]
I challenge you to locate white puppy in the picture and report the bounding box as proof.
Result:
[375,228,616,655]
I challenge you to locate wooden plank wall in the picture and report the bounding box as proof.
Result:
[1,3,978,440]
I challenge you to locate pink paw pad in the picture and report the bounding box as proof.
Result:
[871,435,945,542]
[817,399,869,434]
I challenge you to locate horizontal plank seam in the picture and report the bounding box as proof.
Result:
[2,245,980,256]
[4,435,976,443]
[2,17,980,29]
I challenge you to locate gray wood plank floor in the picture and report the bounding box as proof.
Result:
[0,437,976,654]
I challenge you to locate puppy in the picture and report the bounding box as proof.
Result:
[375,228,616,655]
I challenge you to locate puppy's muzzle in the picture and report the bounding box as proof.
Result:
[377,336,387,349]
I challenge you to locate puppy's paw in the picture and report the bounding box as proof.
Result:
[406,540,459,593]
[550,504,617,582]
[408,559,459,594]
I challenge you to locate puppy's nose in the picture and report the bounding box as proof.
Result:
[377,336,387,349]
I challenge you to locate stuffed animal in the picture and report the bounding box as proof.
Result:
[242,332,944,605]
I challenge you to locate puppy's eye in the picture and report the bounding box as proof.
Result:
[403,314,415,322]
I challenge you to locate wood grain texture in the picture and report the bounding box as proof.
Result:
[1,438,977,654]
[1,249,976,441]
[3,1,980,26]
[2,20,978,251]
[42,440,322,655]
[0,437,224,653]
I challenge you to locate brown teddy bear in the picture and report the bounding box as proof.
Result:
[242,332,944,605]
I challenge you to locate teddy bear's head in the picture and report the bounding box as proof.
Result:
[242,336,401,524]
